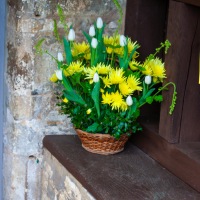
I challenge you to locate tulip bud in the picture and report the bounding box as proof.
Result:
[68,29,75,41]
[89,25,95,37]
[57,52,63,62]
[91,38,98,49]
[144,75,152,85]
[55,69,63,80]
[96,17,103,29]
[126,95,133,106]
[93,72,99,82]
[119,35,127,47]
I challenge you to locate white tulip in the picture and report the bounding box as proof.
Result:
[68,29,75,41]
[93,72,99,82]
[144,75,152,85]
[89,25,95,37]
[96,17,103,29]
[119,35,127,47]
[126,95,133,106]
[55,70,63,80]
[57,52,63,62]
[91,38,98,49]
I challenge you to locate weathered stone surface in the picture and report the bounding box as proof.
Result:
[4,0,127,199]
[42,149,95,200]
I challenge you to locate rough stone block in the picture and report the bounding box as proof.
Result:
[42,149,95,200]
[9,92,33,120]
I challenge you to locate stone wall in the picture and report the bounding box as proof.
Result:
[4,0,127,199]
[42,149,95,200]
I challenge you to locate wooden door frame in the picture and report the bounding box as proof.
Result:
[0,0,6,198]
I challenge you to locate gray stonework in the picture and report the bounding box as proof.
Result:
[42,149,95,200]
[4,0,126,199]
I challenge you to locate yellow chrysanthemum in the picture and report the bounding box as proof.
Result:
[101,76,111,88]
[96,63,111,75]
[84,67,97,80]
[63,61,83,76]
[127,39,139,58]
[109,68,125,84]
[103,37,114,54]
[102,92,112,105]
[114,47,123,56]
[129,60,141,71]
[72,42,90,60]
[120,101,128,111]
[103,35,122,55]
[127,75,142,92]
[49,73,58,82]
[150,58,166,80]
[142,60,152,76]
[100,88,104,93]
[119,81,134,96]
[111,91,127,111]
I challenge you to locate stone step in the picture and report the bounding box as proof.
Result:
[43,135,200,200]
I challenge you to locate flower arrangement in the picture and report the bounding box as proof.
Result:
[36,2,176,139]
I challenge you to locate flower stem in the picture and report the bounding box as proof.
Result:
[139,82,177,115]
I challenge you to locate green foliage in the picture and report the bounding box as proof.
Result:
[57,5,68,34]
[91,81,100,118]
[37,3,177,140]
[146,40,171,62]
[112,0,123,33]
[53,20,61,42]
[169,83,177,115]
[154,95,163,102]
[35,38,45,54]
[63,37,72,64]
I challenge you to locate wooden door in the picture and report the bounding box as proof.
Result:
[159,1,200,143]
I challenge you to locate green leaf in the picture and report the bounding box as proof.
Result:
[70,73,82,86]
[91,81,100,118]
[154,95,163,102]
[144,88,155,99]
[86,122,99,133]
[57,5,68,33]
[146,96,153,104]
[63,90,85,105]
[63,37,72,65]
[62,74,73,91]
[35,38,45,54]
[53,20,60,42]
[128,97,138,118]
[127,45,139,63]
[112,0,123,33]
[83,31,92,45]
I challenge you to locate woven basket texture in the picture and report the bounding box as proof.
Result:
[76,129,129,155]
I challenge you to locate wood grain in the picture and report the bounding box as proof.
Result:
[132,120,200,192]
[175,0,200,7]
[159,0,200,143]
[125,0,168,118]
[179,11,200,142]
[43,135,200,200]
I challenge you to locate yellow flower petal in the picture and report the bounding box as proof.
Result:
[86,109,92,114]
[127,75,142,92]
[63,98,68,103]
[50,73,58,82]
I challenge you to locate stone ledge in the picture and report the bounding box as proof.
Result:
[43,135,200,200]
[42,149,95,200]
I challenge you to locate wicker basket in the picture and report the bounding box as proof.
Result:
[75,129,129,155]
